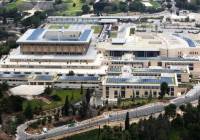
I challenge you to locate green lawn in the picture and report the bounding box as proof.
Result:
[23,89,83,111]
[6,0,31,11]
[110,32,117,38]
[49,24,69,29]
[56,0,83,16]
[91,25,102,34]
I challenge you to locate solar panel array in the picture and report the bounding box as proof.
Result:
[109,67,185,74]
[133,68,184,73]
[0,74,27,79]
[58,76,99,81]
[34,75,54,81]
[106,77,174,85]
[27,29,44,40]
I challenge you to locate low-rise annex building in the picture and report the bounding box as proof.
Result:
[101,73,183,103]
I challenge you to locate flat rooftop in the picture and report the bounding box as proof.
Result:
[108,67,189,74]
[103,75,177,86]
[17,28,93,44]
[97,32,200,51]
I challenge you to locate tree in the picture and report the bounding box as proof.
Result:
[1,81,8,92]
[23,103,33,119]
[68,70,75,76]
[82,4,90,14]
[125,112,130,130]
[129,0,145,12]
[119,1,128,12]
[179,104,186,112]
[43,86,52,95]
[55,0,62,4]
[79,99,88,118]
[42,117,47,125]
[160,82,169,99]
[73,3,76,7]
[63,96,70,116]
[71,93,74,101]
[80,85,83,95]
[197,96,200,111]
[103,6,112,14]
[47,116,52,124]
[85,88,91,105]
[117,96,121,106]
[164,104,177,118]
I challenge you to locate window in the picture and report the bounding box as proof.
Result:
[121,91,125,98]
[145,91,148,97]
[114,90,118,98]
[106,92,109,98]
[157,62,162,66]
[153,91,157,96]
[136,91,139,98]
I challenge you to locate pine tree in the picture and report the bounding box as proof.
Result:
[24,103,33,119]
[85,88,91,104]
[63,95,70,116]
[80,85,83,95]
[125,112,130,130]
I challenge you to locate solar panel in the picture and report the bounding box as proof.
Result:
[59,76,99,81]
[34,75,54,81]
[0,74,27,79]
[106,77,174,85]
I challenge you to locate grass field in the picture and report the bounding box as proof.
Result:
[23,89,83,111]
[49,24,70,29]
[91,25,102,34]
[57,0,83,16]
[110,32,117,38]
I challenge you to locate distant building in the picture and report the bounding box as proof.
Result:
[17,29,92,55]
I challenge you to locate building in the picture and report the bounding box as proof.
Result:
[0,28,108,76]
[108,65,190,83]
[0,19,198,102]
[102,73,182,103]
[97,27,200,77]
[17,29,92,55]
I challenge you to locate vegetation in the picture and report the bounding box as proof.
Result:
[174,0,200,11]
[119,98,158,109]
[91,25,102,34]
[63,95,70,116]
[65,100,200,140]
[93,0,163,15]
[49,24,69,29]
[23,89,83,111]
[125,112,130,130]
[23,102,33,119]
[79,88,92,118]
[110,31,117,38]
[81,4,90,14]
[56,0,84,16]
[160,82,169,99]
[22,11,47,28]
